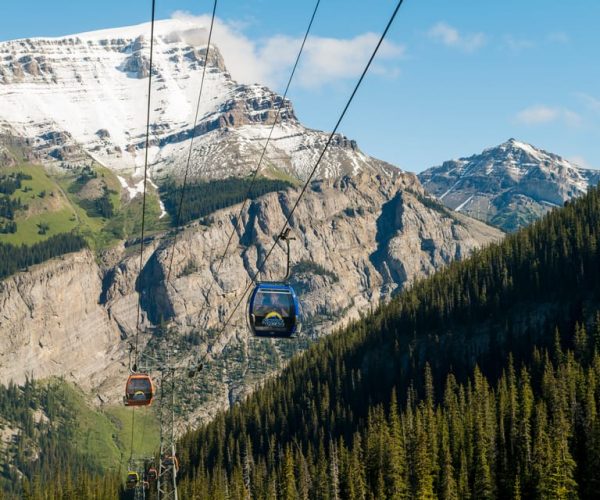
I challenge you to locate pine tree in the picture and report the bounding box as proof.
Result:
[349,434,367,500]
[457,450,470,500]
[439,421,458,500]
[413,408,435,499]
[384,390,409,499]
[573,322,588,362]
[472,422,494,500]
[281,446,298,500]
[329,441,340,500]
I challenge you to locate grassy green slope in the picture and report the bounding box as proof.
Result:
[57,382,160,471]
[0,378,160,491]
[106,406,161,462]
[0,165,78,245]
[0,162,167,251]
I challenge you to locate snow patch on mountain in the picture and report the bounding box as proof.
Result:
[0,18,393,185]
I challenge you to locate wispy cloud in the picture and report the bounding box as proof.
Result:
[569,155,594,169]
[516,105,582,127]
[170,11,405,89]
[503,35,535,52]
[516,105,559,124]
[259,33,405,89]
[547,32,570,44]
[427,22,486,53]
[576,92,600,113]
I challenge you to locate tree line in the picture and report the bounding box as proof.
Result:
[161,177,293,226]
[0,233,87,280]
[0,172,32,195]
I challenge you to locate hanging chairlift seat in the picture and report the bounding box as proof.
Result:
[163,455,180,473]
[247,282,301,338]
[124,374,154,406]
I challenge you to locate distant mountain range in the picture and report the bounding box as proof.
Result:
[419,139,600,231]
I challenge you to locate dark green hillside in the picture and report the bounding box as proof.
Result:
[171,185,600,498]
[160,177,294,226]
[0,233,87,280]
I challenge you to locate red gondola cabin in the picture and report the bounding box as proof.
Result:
[124,374,154,406]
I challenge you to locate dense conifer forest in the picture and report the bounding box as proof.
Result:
[160,177,294,226]
[0,233,87,280]
[168,185,600,498]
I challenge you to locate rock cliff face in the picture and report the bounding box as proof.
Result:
[0,171,501,425]
[0,250,122,389]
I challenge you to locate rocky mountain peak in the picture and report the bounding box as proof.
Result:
[0,19,392,183]
[419,139,600,232]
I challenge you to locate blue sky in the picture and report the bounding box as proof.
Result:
[1,0,599,172]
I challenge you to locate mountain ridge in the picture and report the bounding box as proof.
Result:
[419,138,600,231]
[0,19,397,185]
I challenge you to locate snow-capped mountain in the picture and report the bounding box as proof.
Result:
[418,139,600,232]
[0,19,396,182]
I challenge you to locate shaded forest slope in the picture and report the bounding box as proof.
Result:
[174,185,600,499]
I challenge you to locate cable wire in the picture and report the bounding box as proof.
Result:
[129,406,137,462]
[196,0,321,320]
[165,0,218,285]
[204,0,406,353]
[133,0,157,370]
[129,0,156,466]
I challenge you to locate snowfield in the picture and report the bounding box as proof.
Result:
[0,19,396,185]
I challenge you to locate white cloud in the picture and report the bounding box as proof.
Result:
[516,105,582,127]
[427,22,486,53]
[170,11,405,89]
[170,12,269,85]
[569,156,594,169]
[260,33,405,88]
[516,105,560,124]
[548,32,570,44]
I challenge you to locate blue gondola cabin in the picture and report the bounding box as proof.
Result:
[248,283,301,338]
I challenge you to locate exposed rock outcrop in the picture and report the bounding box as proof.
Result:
[0,250,122,388]
[0,171,502,427]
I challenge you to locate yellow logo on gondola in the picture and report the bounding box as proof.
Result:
[263,311,285,328]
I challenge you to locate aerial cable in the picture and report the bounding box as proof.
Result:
[165,0,218,285]
[196,0,407,355]
[128,0,157,470]
[196,0,321,316]
[133,0,157,371]
[129,406,137,462]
